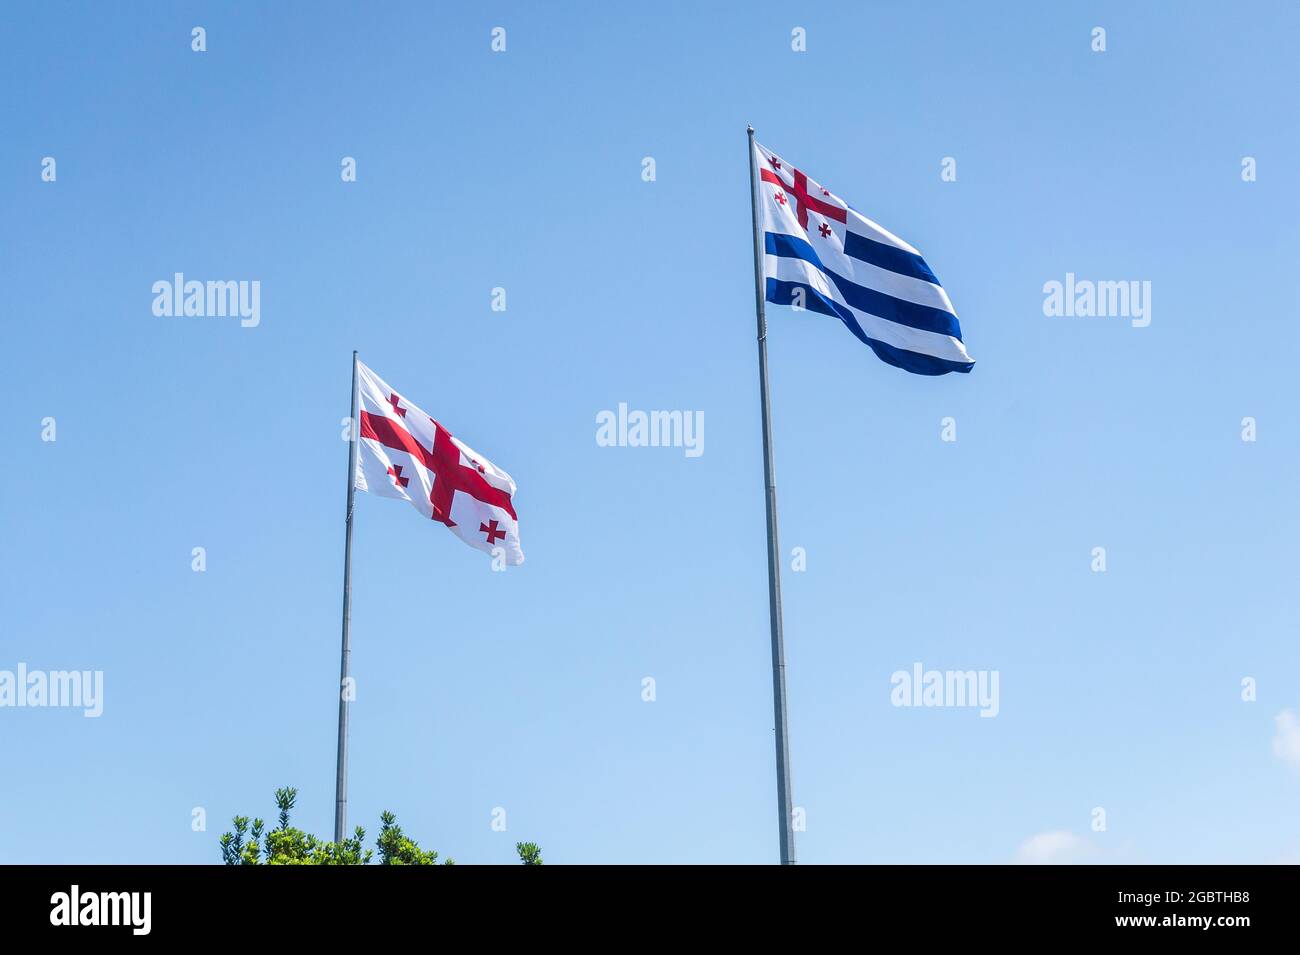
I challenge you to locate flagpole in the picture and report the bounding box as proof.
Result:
[334,349,359,844]
[747,125,796,865]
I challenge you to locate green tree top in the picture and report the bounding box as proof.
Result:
[220,788,541,865]
[515,841,543,865]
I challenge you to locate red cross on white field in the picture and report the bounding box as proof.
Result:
[360,407,517,536]
[351,360,523,565]
[760,154,847,232]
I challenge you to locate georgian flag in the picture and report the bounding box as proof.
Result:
[353,361,524,565]
[754,139,974,376]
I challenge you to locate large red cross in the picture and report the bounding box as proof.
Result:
[760,159,846,231]
[360,411,516,528]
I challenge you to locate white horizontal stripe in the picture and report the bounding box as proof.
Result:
[768,228,955,315]
[765,256,973,365]
[843,206,920,255]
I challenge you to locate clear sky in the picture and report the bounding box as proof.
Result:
[3,1,1299,864]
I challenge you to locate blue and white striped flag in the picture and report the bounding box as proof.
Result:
[755,140,974,376]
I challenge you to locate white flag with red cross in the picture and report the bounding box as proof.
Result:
[353,360,524,565]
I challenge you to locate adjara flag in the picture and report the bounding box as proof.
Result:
[754,139,974,376]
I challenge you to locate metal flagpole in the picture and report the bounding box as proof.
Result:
[747,125,796,865]
[334,349,359,843]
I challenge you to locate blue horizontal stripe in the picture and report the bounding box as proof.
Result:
[765,232,963,340]
[842,226,939,285]
[765,278,973,376]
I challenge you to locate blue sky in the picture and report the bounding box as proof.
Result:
[3,1,1299,864]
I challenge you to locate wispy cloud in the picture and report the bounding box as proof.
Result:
[1272,709,1300,770]
[1015,830,1092,865]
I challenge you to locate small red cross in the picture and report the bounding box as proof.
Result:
[818,222,832,238]
[774,191,787,206]
[479,519,506,545]
[387,464,410,488]
[770,156,781,170]
[387,393,406,418]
